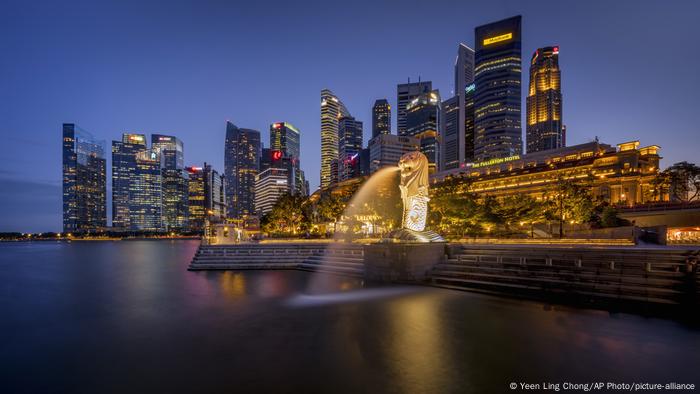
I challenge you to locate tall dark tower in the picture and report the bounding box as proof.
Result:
[371,99,391,138]
[473,15,522,162]
[397,80,432,136]
[224,121,260,219]
[526,46,563,153]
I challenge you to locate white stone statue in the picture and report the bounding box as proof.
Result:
[398,151,430,232]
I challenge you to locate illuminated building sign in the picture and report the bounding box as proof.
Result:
[553,46,559,54]
[472,155,520,168]
[465,83,476,94]
[273,123,282,129]
[271,150,282,160]
[483,32,513,46]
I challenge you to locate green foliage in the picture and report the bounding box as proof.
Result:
[653,161,700,203]
[260,193,309,236]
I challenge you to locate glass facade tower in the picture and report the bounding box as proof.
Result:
[62,123,107,233]
[397,81,432,136]
[405,90,441,172]
[111,134,147,228]
[372,99,391,138]
[225,121,260,218]
[474,15,522,162]
[338,116,363,181]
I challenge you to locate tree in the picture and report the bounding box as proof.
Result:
[261,193,307,235]
[315,192,345,232]
[653,162,700,203]
[429,176,481,237]
[544,177,597,237]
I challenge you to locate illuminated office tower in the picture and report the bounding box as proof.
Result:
[111,133,147,228]
[186,163,226,232]
[405,90,441,172]
[186,166,206,232]
[270,122,300,160]
[397,80,432,136]
[254,167,289,216]
[338,116,363,181]
[224,121,260,218]
[62,123,107,233]
[372,99,391,138]
[261,147,308,196]
[474,15,522,161]
[151,134,184,170]
[161,168,189,231]
[526,46,563,153]
[129,150,162,231]
[320,89,349,188]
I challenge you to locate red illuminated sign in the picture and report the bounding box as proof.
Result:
[272,150,283,160]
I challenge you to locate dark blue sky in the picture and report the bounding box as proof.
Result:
[1,0,698,232]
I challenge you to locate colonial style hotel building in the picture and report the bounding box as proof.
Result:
[431,140,664,206]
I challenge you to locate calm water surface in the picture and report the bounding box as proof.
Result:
[1,240,699,393]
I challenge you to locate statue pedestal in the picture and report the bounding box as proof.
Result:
[364,242,446,283]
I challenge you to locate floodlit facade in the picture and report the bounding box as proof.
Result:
[397,80,432,136]
[255,167,289,216]
[225,121,260,218]
[186,163,226,232]
[62,123,107,233]
[372,99,391,138]
[432,140,664,206]
[527,46,563,154]
[320,89,350,189]
[368,134,420,174]
[474,15,523,162]
[151,134,184,170]
[111,133,147,228]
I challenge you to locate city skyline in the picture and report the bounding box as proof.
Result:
[1,0,699,232]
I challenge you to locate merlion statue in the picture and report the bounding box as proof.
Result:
[398,151,430,232]
[385,151,444,242]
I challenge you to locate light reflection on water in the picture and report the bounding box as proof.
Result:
[0,240,698,393]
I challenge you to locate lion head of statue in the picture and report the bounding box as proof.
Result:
[398,151,429,196]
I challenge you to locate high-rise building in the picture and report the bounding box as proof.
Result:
[270,122,300,160]
[372,99,391,138]
[161,168,189,232]
[186,166,206,232]
[62,123,107,233]
[338,116,363,182]
[368,134,420,174]
[320,89,350,189]
[397,80,432,136]
[254,167,289,216]
[111,133,147,228]
[129,150,162,231]
[151,134,184,170]
[405,90,441,172]
[454,44,476,168]
[186,163,226,232]
[474,15,523,162]
[260,147,308,197]
[440,96,460,171]
[224,121,260,218]
[526,46,563,154]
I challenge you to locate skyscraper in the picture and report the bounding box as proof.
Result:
[320,89,349,189]
[111,133,147,228]
[440,96,460,170]
[186,163,226,232]
[151,134,184,170]
[397,80,432,136]
[527,46,563,153]
[254,167,289,216]
[405,90,441,172]
[224,121,260,218]
[62,123,107,233]
[441,44,474,169]
[270,122,300,160]
[129,149,162,231]
[338,116,363,181]
[372,99,391,138]
[161,168,189,231]
[474,15,523,162]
